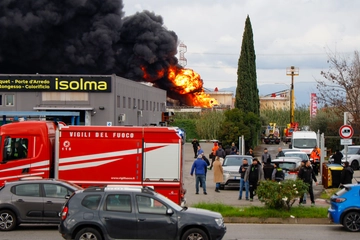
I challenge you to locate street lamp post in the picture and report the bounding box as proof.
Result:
[286,66,299,124]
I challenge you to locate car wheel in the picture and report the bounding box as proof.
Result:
[75,227,102,240]
[351,160,359,170]
[181,228,208,240]
[0,210,17,231]
[342,211,360,232]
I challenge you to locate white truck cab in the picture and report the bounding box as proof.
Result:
[290,131,318,156]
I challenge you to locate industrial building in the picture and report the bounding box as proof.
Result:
[0,74,166,126]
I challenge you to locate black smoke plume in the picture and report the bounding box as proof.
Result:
[0,0,190,103]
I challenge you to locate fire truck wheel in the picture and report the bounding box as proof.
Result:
[0,209,17,231]
[75,227,102,240]
[181,228,209,240]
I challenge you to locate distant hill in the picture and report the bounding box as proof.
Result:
[219,82,318,106]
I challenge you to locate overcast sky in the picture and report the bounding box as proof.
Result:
[123,0,360,94]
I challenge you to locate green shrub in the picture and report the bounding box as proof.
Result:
[256,179,309,210]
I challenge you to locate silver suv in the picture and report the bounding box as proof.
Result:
[0,178,82,231]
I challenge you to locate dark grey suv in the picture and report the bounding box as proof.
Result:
[0,178,83,231]
[59,186,226,240]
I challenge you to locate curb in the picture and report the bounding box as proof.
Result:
[224,217,331,224]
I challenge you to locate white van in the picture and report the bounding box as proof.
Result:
[290,131,318,155]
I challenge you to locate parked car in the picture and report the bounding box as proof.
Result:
[328,184,360,232]
[271,157,303,180]
[59,185,226,240]
[340,146,360,170]
[0,178,83,231]
[284,151,309,162]
[220,155,253,190]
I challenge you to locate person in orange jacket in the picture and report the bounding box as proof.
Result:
[310,146,321,175]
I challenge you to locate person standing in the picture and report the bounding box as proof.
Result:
[244,158,264,202]
[310,146,321,175]
[275,147,285,158]
[238,158,250,200]
[332,149,343,165]
[209,142,219,170]
[216,144,226,165]
[298,160,318,206]
[230,142,238,155]
[263,162,275,180]
[340,162,354,185]
[272,162,285,182]
[246,147,255,157]
[213,156,223,192]
[197,145,204,157]
[190,155,208,195]
[191,139,200,158]
[261,148,271,165]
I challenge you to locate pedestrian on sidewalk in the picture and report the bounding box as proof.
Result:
[213,156,223,192]
[238,158,250,200]
[244,158,264,202]
[275,147,285,158]
[298,160,318,206]
[190,154,208,195]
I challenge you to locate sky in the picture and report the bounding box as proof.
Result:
[123,0,360,96]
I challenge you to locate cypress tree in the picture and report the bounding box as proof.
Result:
[235,15,259,115]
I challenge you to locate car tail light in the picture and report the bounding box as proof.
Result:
[61,206,69,220]
[331,198,346,203]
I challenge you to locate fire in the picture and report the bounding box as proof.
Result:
[141,65,217,107]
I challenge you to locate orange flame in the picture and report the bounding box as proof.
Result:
[141,65,217,107]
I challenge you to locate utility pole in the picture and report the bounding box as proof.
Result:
[286,66,299,123]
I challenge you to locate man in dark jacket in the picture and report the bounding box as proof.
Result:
[332,149,343,165]
[263,162,275,180]
[191,139,200,158]
[238,158,250,200]
[340,162,354,185]
[244,158,264,201]
[298,160,318,206]
[191,155,209,195]
[275,147,285,158]
[272,162,285,182]
[246,148,255,157]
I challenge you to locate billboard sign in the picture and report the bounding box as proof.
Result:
[0,75,112,92]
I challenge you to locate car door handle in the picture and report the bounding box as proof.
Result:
[16,199,24,202]
[138,218,146,222]
[45,201,53,204]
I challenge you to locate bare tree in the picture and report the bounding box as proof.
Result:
[316,51,360,128]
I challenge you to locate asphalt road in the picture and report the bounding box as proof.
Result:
[1,223,356,240]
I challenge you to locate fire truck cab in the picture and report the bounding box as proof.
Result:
[0,121,185,205]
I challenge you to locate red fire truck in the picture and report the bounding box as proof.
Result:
[0,121,186,205]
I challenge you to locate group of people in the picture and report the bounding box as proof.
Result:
[190,142,355,204]
[190,140,227,194]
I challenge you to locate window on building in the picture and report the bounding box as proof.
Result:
[123,97,126,108]
[138,99,140,109]
[149,101,152,111]
[146,101,148,111]
[142,100,144,110]
[117,96,120,108]
[5,94,14,106]
[156,102,159,111]
[133,98,136,109]
[153,102,155,111]
[128,97,131,109]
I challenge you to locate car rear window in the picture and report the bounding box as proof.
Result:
[277,162,297,171]
[81,195,102,210]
